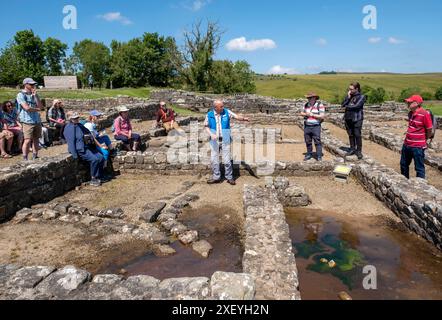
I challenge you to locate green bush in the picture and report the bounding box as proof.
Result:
[364,86,386,104]
[397,87,422,102]
[421,92,433,101]
[435,87,442,100]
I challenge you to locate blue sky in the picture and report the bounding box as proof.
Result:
[1,0,441,74]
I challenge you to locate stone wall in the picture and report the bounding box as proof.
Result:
[0,265,255,300]
[43,97,149,113]
[113,150,335,177]
[242,185,301,300]
[151,89,306,114]
[0,154,90,222]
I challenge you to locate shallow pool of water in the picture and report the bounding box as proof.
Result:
[286,208,442,300]
[99,206,243,280]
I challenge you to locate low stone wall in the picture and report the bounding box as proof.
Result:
[43,97,149,113]
[114,150,335,177]
[151,89,306,114]
[0,265,255,300]
[0,154,90,222]
[242,185,301,300]
[326,101,408,114]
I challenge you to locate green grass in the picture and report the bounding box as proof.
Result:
[255,73,442,102]
[172,106,203,117]
[0,87,151,102]
[426,103,442,116]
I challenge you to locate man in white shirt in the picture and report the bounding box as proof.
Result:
[204,100,249,185]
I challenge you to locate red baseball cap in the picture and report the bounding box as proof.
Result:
[405,95,424,104]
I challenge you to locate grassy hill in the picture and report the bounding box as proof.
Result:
[255,73,442,115]
[255,73,442,101]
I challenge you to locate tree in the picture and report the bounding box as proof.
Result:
[72,40,111,88]
[182,20,223,91]
[110,33,182,88]
[210,60,256,94]
[43,37,68,75]
[0,43,23,86]
[13,30,46,83]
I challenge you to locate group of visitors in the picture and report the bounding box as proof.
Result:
[1,78,435,187]
[0,79,67,160]
[206,81,434,185]
[297,82,434,181]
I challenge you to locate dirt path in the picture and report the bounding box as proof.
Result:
[324,122,442,191]
[291,176,401,220]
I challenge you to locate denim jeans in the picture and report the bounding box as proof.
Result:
[210,140,233,181]
[304,125,323,157]
[78,147,105,179]
[400,145,426,179]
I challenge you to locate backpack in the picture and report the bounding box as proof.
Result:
[408,108,437,140]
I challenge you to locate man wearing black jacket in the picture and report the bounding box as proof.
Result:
[342,82,366,160]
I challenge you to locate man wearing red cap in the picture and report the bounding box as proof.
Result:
[400,95,434,179]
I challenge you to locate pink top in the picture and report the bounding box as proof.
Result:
[114,116,132,136]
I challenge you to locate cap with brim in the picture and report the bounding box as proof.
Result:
[118,106,129,113]
[405,95,423,104]
[23,78,37,85]
[90,110,103,117]
[305,92,320,99]
[70,112,80,120]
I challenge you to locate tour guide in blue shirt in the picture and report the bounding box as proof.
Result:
[64,112,106,187]
[204,100,250,186]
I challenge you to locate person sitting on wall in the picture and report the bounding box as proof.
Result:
[85,110,114,165]
[156,101,183,135]
[300,92,325,161]
[0,109,14,158]
[1,100,23,155]
[114,106,141,151]
[47,99,66,142]
[64,112,106,187]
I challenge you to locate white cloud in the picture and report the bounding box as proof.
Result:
[368,37,382,44]
[388,37,406,45]
[267,65,299,75]
[180,0,212,11]
[316,38,327,46]
[226,37,277,52]
[97,12,133,25]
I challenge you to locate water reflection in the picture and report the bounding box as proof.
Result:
[286,208,442,300]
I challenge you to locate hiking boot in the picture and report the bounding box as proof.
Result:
[317,156,323,162]
[207,179,222,185]
[227,180,236,186]
[89,178,101,187]
[356,152,364,160]
[304,154,313,161]
[346,149,356,156]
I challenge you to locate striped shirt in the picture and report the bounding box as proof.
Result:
[304,102,325,126]
[404,107,433,148]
